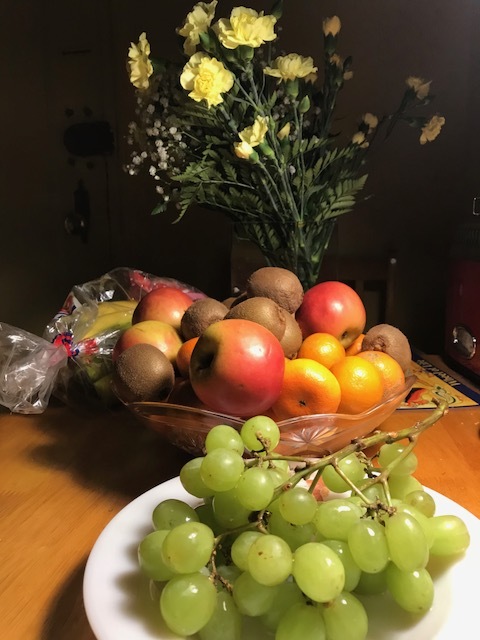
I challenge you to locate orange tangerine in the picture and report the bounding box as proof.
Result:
[297,332,346,370]
[175,337,199,378]
[345,333,365,356]
[272,357,341,420]
[357,350,405,398]
[330,355,384,415]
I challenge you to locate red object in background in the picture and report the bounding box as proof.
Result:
[444,211,480,384]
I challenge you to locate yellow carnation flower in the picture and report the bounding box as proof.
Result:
[264,54,318,82]
[406,76,431,100]
[239,116,269,147]
[323,16,341,37]
[127,32,153,90]
[352,131,368,147]
[234,140,255,159]
[420,115,445,145]
[177,1,218,57]
[363,113,378,130]
[214,7,277,49]
[180,52,234,108]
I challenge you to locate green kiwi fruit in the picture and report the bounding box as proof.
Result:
[361,323,412,373]
[279,308,303,358]
[246,266,304,314]
[180,297,228,340]
[224,296,286,340]
[112,343,175,403]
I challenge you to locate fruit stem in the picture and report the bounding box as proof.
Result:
[270,398,448,501]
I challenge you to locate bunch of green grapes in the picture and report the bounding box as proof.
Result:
[137,417,470,640]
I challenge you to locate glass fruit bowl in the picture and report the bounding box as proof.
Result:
[126,375,416,457]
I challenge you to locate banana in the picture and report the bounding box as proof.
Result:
[82,300,137,339]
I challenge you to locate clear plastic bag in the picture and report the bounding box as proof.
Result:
[0,267,205,414]
[43,267,205,411]
[0,322,67,414]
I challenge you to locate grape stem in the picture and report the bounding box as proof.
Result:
[270,398,448,502]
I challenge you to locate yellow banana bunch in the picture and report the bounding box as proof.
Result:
[82,300,138,339]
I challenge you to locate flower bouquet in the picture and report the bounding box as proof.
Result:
[125,0,444,290]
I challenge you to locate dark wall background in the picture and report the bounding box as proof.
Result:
[1,0,479,354]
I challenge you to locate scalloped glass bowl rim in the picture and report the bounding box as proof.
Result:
[126,375,416,455]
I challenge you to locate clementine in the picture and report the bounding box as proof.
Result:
[175,337,199,378]
[330,355,384,414]
[357,350,405,398]
[345,333,365,356]
[272,357,341,420]
[297,332,346,370]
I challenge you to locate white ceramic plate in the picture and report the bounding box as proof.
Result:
[83,477,480,640]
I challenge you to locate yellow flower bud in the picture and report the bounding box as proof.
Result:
[234,140,255,159]
[277,122,291,141]
[323,16,341,37]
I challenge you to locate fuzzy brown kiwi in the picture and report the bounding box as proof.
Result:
[361,323,413,373]
[224,296,287,341]
[278,308,303,359]
[180,297,228,340]
[246,266,304,314]
[112,343,175,403]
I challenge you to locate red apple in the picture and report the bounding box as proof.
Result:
[132,286,193,332]
[112,320,183,363]
[295,281,366,348]
[189,319,285,417]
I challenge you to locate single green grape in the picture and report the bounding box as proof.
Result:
[322,539,361,592]
[180,457,215,498]
[198,590,242,640]
[160,572,217,636]
[161,521,214,573]
[321,454,366,493]
[247,534,293,586]
[313,499,364,541]
[391,500,434,547]
[378,442,418,476]
[195,501,220,535]
[212,487,251,529]
[383,511,429,571]
[321,591,368,640]
[137,530,176,581]
[205,424,245,455]
[235,466,274,511]
[385,563,434,614]
[429,514,470,556]
[279,486,318,525]
[292,542,345,603]
[200,448,245,492]
[232,571,278,617]
[240,415,280,452]
[347,518,389,573]
[152,498,199,530]
[276,601,326,640]
[387,474,423,500]
[354,568,388,595]
[404,489,436,517]
[267,510,317,551]
[231,531,264,572]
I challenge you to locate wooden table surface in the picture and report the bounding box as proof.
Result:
[1,375,480,639]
